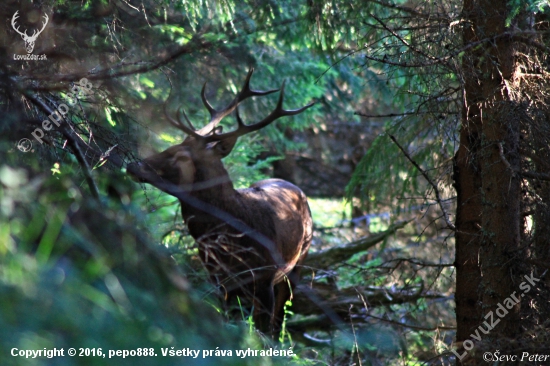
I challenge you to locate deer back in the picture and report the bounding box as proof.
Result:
[238,179,312,282]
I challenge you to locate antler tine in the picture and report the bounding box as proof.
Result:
[41,14,49,29]
[177,108,199,131]
[196,68,279,136]
[163,99,203,139]
[31,13,49,39]
[202,80,315,143]
[32,14,49,38]
[11,11,27,37]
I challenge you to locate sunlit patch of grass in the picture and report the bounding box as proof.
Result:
[308,198,348,228]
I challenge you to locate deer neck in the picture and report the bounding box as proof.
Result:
[180,163,238,225]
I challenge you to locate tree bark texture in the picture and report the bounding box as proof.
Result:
[454,0,484,343]
[456,0,525,345]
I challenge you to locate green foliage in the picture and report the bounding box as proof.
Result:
[225,136,282,189]
[347,120,456,213]
[333,326,404,357]
[507,0,550,26]
[307,198,348,228]
[278,299,294,344]
[0,165,262,365]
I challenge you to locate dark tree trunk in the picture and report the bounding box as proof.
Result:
[455,0,526,351]
[473,0,523,340]
[453,0,484,343]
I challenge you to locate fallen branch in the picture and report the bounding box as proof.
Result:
[293,282,447,318]
[305,219,411,269]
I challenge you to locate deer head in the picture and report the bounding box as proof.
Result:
[128,68,313,194]
[12,11,49,54]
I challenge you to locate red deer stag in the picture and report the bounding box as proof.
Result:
[127,69,313,336]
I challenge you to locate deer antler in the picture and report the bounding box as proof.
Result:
[202,81,315,143]
[11,11,27,38]
[196,68,279,135]
[163,100,203,139]
[164,69,314,141]
[31,13,49,40]
[11,11,48,41]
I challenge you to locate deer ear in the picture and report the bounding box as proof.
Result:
[210,137,238,157]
